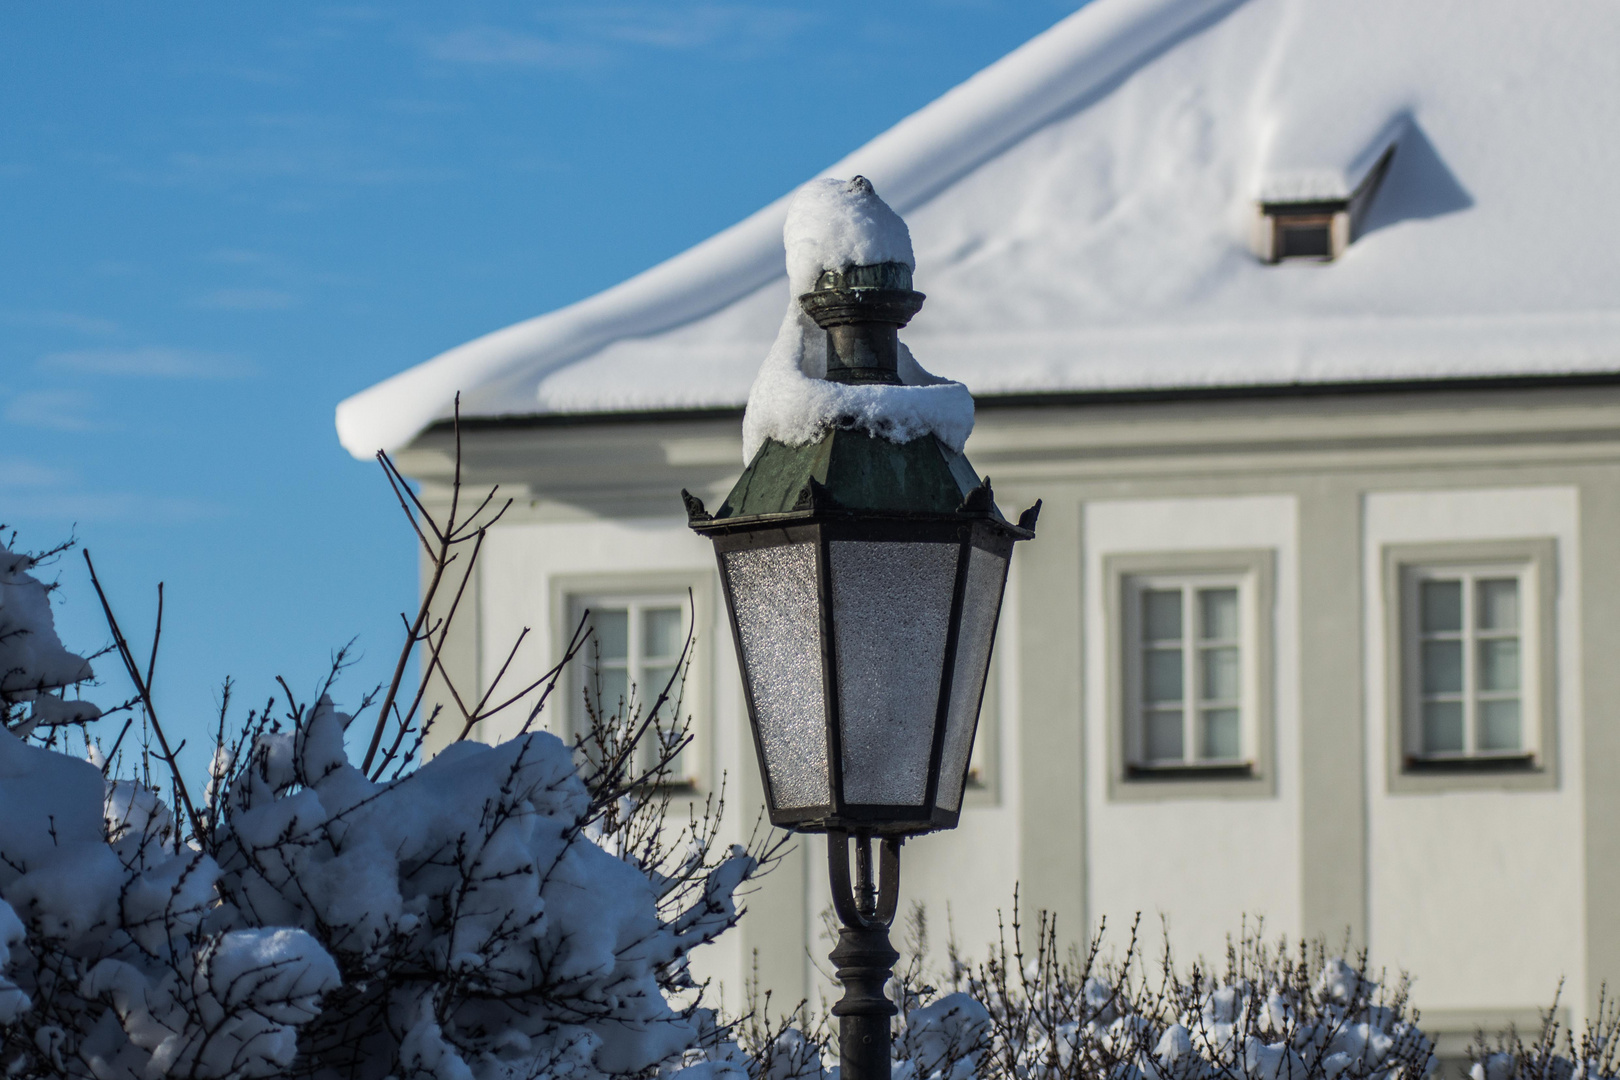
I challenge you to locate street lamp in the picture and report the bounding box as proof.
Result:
[684,256,1038,1080]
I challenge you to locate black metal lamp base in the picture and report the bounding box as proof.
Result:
[828,830,902,1080]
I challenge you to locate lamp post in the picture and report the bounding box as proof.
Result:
[684,258,1037,1080]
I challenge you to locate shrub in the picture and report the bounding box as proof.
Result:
[0,424,782,1079]
[1470,984,1620,1080]
[707,902,1436,1080]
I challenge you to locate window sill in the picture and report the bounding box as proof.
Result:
[1403,753,1538,774]
[1110,759,1268,801]
[1389,750,1555,794]
[1125,761,1255,781]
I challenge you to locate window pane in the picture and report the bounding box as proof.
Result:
[643,664,678,707]
[1421,700,1464,753]
[1143,589,1182,642]
[593,609,629,662]
[1477,578,1519,631]
[1200,646,1240,702]
[595,668,629,717]
[1420,580,1462,634]
[643,606,685,661]
[1421,640,1463,694]
[1144,648,1183,703]
[1479,698,1522,752]
[1200,709,1241,760]
[1199,588,1239,641]
[1144,710,1183,761]
[1478,638,1520,692]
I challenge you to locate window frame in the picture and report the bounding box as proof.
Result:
[550,571,715,791]
[1104,550,1276,801]
[1382,539,1558,794]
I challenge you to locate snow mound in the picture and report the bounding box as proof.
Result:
[782,176,914,296]
[741,177,975,464]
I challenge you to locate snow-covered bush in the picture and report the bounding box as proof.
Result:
[941,906,1434,1080]
[1469,985,1620,1080]
[0,432,780,1079]
[716,904,1436,1080]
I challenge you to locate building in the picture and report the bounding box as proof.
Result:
[335,0,1620,1055]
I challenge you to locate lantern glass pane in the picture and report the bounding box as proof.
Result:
[936,545,1008,813]
[830,540,958,807]
[723,543,830,811]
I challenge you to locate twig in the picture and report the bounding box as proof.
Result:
[83,550,205,843]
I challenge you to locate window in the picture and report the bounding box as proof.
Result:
[568,591,696,783]
[1383,539,1557,792]
[1410,571,1525,759]
[1253,145,1395,263]
[1105,549,1275,800]
[1129,576,1249,769]
[1258,203,1348,262]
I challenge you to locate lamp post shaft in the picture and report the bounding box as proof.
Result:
[828,831,902,1080]
[831,922,899,1080]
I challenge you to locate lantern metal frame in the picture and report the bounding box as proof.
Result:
[691,498,1028,835]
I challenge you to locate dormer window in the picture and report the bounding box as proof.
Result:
[1254,141,1396,263]
[1263,203,1344,261]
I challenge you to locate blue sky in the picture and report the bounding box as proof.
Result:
[0,1,1076,772]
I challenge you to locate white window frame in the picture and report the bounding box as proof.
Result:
[551,573,713,790]
[1123,572,1253,768]
[1104,550,1276,801]
[1383,540,1557,792]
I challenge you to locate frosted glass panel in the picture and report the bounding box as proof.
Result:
[936,546,1008,813]
[831,541,958,806]
[723,544,830,811]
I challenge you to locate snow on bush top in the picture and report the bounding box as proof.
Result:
[0,545,93,706]
[741,177,974,464]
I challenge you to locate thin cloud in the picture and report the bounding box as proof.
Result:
[0,458,75,488]
[191,288,298,311]
[565,5,816,50]
[40,347,256,379]
[422,26,608,68]
[0,310,123,337]
[3,390,100,432]
[0,490,222,525]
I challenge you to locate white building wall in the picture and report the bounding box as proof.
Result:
[1361,487,1586,1022]
[1083,494,1303,958]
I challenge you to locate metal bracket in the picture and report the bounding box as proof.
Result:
[828,829,901,930]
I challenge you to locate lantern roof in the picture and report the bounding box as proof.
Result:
[712,430,985,522]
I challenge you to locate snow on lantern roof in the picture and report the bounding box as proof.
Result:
[336,0,1620,458]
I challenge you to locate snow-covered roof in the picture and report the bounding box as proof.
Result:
[336,0,1620,458]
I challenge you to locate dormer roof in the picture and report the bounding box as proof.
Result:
[337,0,1620,458]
